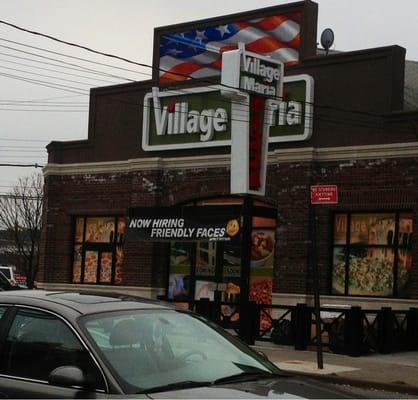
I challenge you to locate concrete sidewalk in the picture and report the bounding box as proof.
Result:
[254,342,418,395]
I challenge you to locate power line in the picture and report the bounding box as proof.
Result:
[0,51,137,82]
[0,37,151,77]
[0,108,86,112]
[0,137,56,142]
[0,70,88,95]
[0,163,43,168]
[0,17,411,128]
[0,58,120,84]
[0,100,87,105]
[0,64,115,87]
[0,46,137,82]
[0,20,156,75]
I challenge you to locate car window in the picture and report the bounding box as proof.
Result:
[0,308,105,390]
[0,269,11,279]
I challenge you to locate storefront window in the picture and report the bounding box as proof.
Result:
[168,242,193,301]
[332,212,413,297]
[72,216,125,285]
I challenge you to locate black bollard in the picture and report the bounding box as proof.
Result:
[292,303,311,350]
[239,301,259,345]
[344,306,364,357]
[377,307,394,354]
[406,308,418,350]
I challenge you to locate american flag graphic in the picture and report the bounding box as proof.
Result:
[159,12,301,84]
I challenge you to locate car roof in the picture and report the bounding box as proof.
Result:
[0,290,173,320]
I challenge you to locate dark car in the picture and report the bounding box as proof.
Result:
[0,290,351,398]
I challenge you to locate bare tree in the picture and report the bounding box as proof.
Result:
[0,173,43,288]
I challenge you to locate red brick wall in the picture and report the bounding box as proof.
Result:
[39,155,418,299]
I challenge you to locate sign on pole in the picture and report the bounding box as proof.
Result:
[310,185,338,205]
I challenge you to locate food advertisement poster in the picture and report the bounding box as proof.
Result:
[86,217,115,243]
[347,248,394,296]
[349,214,395,245]
[250,229,275,330]
[332,212,413,297]
[194,280,216,301]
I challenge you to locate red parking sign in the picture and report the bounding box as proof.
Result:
[310,185,338,204]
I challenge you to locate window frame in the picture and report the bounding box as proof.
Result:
[330,210,413,298]
[71,215,125,285]
[0,304,109,393]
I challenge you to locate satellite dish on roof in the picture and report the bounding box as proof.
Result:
[320,28,334,55]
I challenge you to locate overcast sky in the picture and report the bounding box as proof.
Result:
[0,0,417,191]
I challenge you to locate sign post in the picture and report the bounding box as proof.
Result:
[221,44,284,196]
[309,185,338,370]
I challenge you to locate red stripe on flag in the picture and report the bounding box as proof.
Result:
[160,62,204,83]
[245,36,288,54]
[253,15,290,32]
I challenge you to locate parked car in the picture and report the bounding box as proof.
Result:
[0,265,16,283]
[0,270,23,291]
[0,290,352,398]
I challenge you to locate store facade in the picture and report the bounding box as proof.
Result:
[39,0,418,310]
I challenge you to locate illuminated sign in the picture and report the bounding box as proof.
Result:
[142,86,233,151]
[221,46,284,98]
[267,74,314,142]
[157,11,302,84]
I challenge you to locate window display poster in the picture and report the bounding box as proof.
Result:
[348,248,394,296]
[168,274,190,300]
[350,213,395,245]
[333,214,347,245]
[332,212,413,297]
[250,228,275,330]
[72,245,82,283]
[194,280,215,301]
[168,242,192,300]
[86,217,115,243]
[75,218,84,243]
[331,247,346,295]
[251,230,275,268]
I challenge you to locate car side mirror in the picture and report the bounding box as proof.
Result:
[48,366,88,388]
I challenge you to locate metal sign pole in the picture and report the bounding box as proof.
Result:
[309,202,324,369]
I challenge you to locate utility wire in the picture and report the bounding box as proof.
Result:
[0,71,88,95]
[0,58,120,84]
[0,37,151,77]
[0,51,138,81]
[0,23,402,127]
[0,18,394,122]
[0,163,43,168]
[0,45,137,82]
[0,20,156,75]
[0,64,105,87]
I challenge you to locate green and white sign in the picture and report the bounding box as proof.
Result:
[142,86,233,151]
[267,74,314,143]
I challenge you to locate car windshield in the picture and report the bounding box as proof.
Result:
[81,309,279,394]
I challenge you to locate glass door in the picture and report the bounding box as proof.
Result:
[195,242,218,301]
[83,244,114,284]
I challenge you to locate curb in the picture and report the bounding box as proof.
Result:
[284,370,418,396]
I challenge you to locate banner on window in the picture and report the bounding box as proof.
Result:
[127,206,242,242]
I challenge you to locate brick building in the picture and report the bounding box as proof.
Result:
[39,1,418,310]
